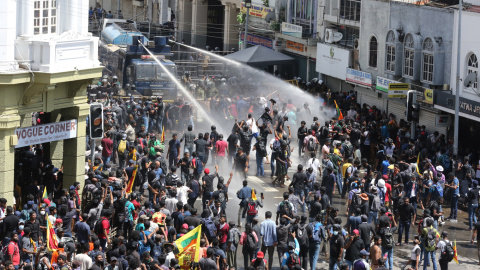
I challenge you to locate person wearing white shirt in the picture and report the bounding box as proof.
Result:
[176,183,191,205]
[306,153,321,177]
[437,231,451,270]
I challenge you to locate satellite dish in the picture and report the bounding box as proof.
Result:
[464,72,477,88]
[265,11,275,22]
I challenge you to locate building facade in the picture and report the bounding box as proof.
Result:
[0,0,102,202]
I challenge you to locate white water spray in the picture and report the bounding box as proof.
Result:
[138,42,219,131]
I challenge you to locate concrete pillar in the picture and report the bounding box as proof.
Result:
[0,115,21,203]
[191,0,207,48]
[159,0,169,24]
[223,3,239,51]
[0,0,16,71]
[61,104,89,190]
[49,111,64,169]
[177,0,192,44]
[19,0,34,37]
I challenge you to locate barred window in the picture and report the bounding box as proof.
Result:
[386,45,396,72]
[403,34,414,78]
[34,0,57,35]
[467,53,478,90]
[369,36,378,68]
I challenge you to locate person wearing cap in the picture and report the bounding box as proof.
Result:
[344,229,365,269]
[201,167,216,211]
[104,256,118,270]
[251,251,267,269]
[353,249,370,270]
[436,231,451,270]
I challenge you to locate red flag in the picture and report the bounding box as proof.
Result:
[126,165,138,193]
[453,240,459,264]
[46,214,58,252]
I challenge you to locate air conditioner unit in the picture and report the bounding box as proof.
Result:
[325,29,343,43]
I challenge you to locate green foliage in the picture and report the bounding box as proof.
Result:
[263,0,270,7]
[270,20,281,31]
[237,12,246,24]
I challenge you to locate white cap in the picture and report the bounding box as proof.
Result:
[436,165,444,172]
[377,179,385,188]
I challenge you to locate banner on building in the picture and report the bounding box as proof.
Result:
[316,43,351,80]
[282,23,303,38]
[376,76,400,93]
[241,3,274,18]
[346,68,372,87]
[15,119,77,148]
[240,32,273,49]
[388,83,409,98]
[416,88,434,105]
[286,40,304,52]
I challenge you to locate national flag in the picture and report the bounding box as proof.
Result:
[161,126,165,143]
[126,165,138,194]
[251,188,257,201]
[46,214,58,252]
[453,240,459,264]
[174,225,202,270]
[416,153,421,174]
[334,100,344,120]
[42,187,48,200]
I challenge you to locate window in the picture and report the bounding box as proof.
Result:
[33,0,57,35]
[385,31,396,73]
[340,0,361,21]
[404,34,414,78]
[467,53,478,90]
[369,36,378,68]
[386,45,396,72]
[422,38,434,83]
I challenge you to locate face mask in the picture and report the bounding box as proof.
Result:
[40,211,46,215]
[333,231,339,236]
[19,225,24,230]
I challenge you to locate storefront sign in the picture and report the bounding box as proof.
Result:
[282,22,302,38]
[15,120,78,148]
[388,83,409,98]
[376,76,400,93]
[240,32,273,49]
[316,43,351,80]
[241,3,274,18]
[416,88,434,105]
[436,91,480,119]
[346,68,372,87]
[286,40,304,52]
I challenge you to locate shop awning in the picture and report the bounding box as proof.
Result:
[224,45,295,66]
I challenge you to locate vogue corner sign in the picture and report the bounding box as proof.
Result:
[15,119,78,148]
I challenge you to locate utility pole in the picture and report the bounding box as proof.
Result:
[454,0,463,155]
[244,0,251,50]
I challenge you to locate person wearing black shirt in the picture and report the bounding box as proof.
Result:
[25,211,41,243]
[202,168,216,211]
[184,208,202,228]
[398,197,416,245]
[1,206,19,239]
[297,121,308,157]
[467,181,479,230]
[289,165,308,212]
[293,216,313,270]
[358,215,375,252]
[226,131,239,165]
[376,207,391,234]
[233,147,248,180]
[329,225,345,270]
[236,124,253,156]
[194,133,208,164]
[309,194,322,222]
[344,230,365,267]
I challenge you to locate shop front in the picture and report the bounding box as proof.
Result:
[435,91,480,150]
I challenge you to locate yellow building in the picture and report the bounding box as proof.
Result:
[0,0,102,203]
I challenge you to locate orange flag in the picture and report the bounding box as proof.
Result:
[126,165,138,193]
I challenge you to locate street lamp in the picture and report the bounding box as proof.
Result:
[244,0,251,50]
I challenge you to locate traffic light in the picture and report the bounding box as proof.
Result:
[406,90,420,122]
[89,103,104,139]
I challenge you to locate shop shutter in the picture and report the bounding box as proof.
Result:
[418,109,447,135]
[359,92,384,111]
[387,100,406,122]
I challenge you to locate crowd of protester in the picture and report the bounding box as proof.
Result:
[6,78,480,270]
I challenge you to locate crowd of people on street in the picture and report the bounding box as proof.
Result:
[6,77,480,270]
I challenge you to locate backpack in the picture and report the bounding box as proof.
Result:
[236,189,243,200]
[247,201,258,216]
[296,224,309,246]
[203,217,217,239]
[257,141,267,157]
[378,187,386,206]
[382,227,394,249]
[351,191,362,210]
[442,241,455,262]
[371,194,381,212]
[307,137,316,151]
[287,251,301,269]
[273,140,281,151]
[426,227,436,249]
[94,217,106,235]
[1,242,17,258]
[279,201,294,219]
[310,222,324,243]
[159,158,168,174]
[230,228,240,246]
[118,140,127,155]
[246,232,257,250]
[433,184,444,199]
[343,143,353,159]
